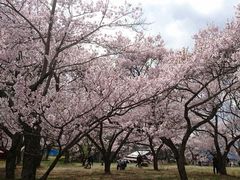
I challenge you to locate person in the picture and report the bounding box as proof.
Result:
[198,161,201,166]
[213,155,219,174]
[85,155,94,169]
[136,154,143,167]
[117,159,128,170]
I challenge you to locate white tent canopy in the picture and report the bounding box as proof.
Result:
[124,151,152,162]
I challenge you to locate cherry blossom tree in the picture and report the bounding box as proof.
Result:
[0,0,145,179]
[1,1,240,180]
[86,120,134,174]
[190,98,240,174]
[36,31,181,180]
[132,129,164,170]
[204,92,240,175]
[129,35,239,179]
[131,98,170,171]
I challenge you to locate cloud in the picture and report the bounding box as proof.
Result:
[131,0,224,15]
[128,0,240,49]
[163,20,191,49]
[175,0,224,16]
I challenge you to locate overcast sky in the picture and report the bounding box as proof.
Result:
[128,0,240,49]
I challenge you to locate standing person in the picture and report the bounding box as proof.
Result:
[213,155,219,174]
[85,155,93,169]
[136,154,143,168]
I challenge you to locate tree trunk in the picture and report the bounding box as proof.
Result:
[104,158,111,174]
[6,151,16,180]
[40,152,63,180]
[40,131,85,180]
[16,150,22,165]
[103,152,112,174]
[45,151,49,161]
[36,151,43,167]
[21,125,41,180]
[5,132,22,179]
[218,156,227,175]
[176,155,188,180]
[218,163,227,175]
[161,132,190,180]
[151,144,163,171]
[153,155,159,170]
[236,146,240,158]
[15,136,23,165]
[44,145,51,161]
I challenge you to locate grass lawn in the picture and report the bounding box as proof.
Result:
[0,159,240,180]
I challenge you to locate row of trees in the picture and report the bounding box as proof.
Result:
[0,1,240,180]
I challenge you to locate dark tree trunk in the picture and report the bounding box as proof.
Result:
[148,136,158,171]
[217,156,227,175]
[176,144,188,180]
[45,151,49,161]
[21,124,41,180]
[40,130,86,180]
[6,150,16,180]
[236,146,240,158]
[103,152,112,174]
[150,144,163,171]
[15,136,23,165]
[176,155,188,180]
[6,151,16,180]
[40,152,63,180]
[6,132,22,179]
[161,137,189,180]
[153,155,158,170]
[218,163,227,175]
[44,145,52,161]
[36,151,43,167]
[16,150,22,165]
[150,147,159,171]
[104,158,111,174]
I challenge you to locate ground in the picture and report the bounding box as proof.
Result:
[0,160,240,180]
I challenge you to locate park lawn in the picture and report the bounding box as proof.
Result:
[0,160,240,180]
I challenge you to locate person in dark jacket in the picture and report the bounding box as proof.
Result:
[117,159,128,170]
[136,154,143,167]
[85,155,94,169]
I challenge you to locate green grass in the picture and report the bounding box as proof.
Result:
[0,160,240,180]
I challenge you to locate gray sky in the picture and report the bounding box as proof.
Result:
[128,0,240,49]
